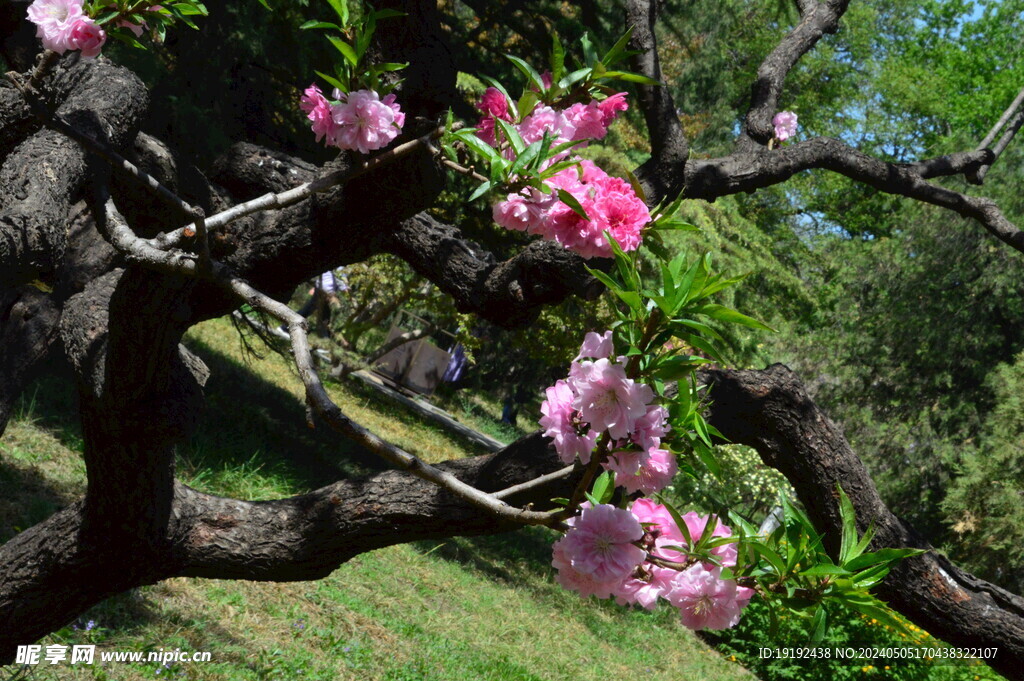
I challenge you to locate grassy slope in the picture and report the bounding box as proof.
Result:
[0,317,753,681]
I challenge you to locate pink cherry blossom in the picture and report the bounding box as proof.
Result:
[598,92,629,126]
[572,357,653,440]
[576,330,614,361]
[665,564,752,630]
[517,105,575,147]
[300,85,336,146]
[631,498,685,544]
[539,380,598,464]
[632,404,669,450]
[551,536,622,598]
[559,504,646,581]
[67,15,105,58]
[27,0,83,54]
[331,89,404,154]
[611,447,678,495]
[772,110,798,142]
[613,564,677,610]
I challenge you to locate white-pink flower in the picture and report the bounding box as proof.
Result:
[27,0,84,54]
[67,16,105,58]
[572,357,653,440]
[632,404,669,450]
[575,330,614,361]
[539,380,597,464]
[665,564,753,630]
[551,536,622,599]
[613,564,677,610]
[559,504,646,582]
[772,111,798,142]
[331,89,404,154]
[611,447,678,495]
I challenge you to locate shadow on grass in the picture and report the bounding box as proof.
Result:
[0,458,75,543]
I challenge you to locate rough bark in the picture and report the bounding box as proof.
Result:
[701,365,1024,680]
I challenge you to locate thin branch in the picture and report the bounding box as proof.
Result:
[149,127,447,251]
[970,87,1024,184]
[492,464,576,500]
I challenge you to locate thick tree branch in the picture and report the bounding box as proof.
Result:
[743,0,850,144]
[384,212,603,328]
[625,0,688,204]
[701,365,1024,679]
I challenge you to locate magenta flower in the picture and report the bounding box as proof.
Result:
[576,330,614,361]
[772,111,798,142]
[68,16,105,58]
[300,85,336,146]
[27,0,83,54]
[572,358,653,440]
[331,89,404,154]
[598,92,629,126]
[559,504,646,581]
[665,564,753,630]
[477,87,512,121]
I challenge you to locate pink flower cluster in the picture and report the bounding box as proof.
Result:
[553,500,753,630]
[476,86,643,259]
[27,0,106,58]
[540,331,670,490]
[493,160,649,259]
[300,85,405,154]
[475,88,627,151]
[772,110,798,142]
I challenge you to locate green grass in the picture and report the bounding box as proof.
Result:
[0,316,753,681]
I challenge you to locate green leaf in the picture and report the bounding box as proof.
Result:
[556,189,590,221]
[508,140,543,177]
[376,62,408,72]
[748,541,787,577]
[95,10,120,25]
[558,67,592,90]
[505,54,545,92]
[800,564,850,577]
[601,27,635,67]
[550,34,566,84]
[660,497,694,549]
[837,485,859,564]
[591,470,615,504]
[516,90,540,122]
[467,181,492,202]
[356,9,376,59]
[845,547,926,573]
[494,118,526,155]
[693,303,776,332]
[327,36,359,67]
[453,129,503,166]
[325,0,349,26]
[373,8,406,19]
[625,168,647,206]
[598,70,663,86]
[809,605,828,643]
[580,32,599,67]
[300,20,341,30]
[315,70,346,93]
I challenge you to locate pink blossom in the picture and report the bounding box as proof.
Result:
[576,330,614,361]
[613,564,677,610]
[517,105,575,147]
[572,357,653,440]
[678,511,738,568]
[540,380,598,464]
[632,405,669,450]
[477,87,512,121]
[331,89,404,154]
[665,564,752,630]
[299,85,336,146]
[27,0,83,54]
[613,447,678,495]
[67,16,105,58]
[598,93,629,126]
[559,504,646,582]
[631,498,685,544]
[563,101,608,140]
[773,111,798,142]
[603,449,650,478]
[551,536,622,598]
